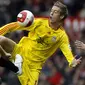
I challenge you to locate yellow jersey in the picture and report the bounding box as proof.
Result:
[0,18,74,66]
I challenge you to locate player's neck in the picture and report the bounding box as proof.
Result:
[49,22,61,30]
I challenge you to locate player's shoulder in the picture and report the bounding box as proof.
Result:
[34,17,48,24]
[35,16,48,20]
[60,26,68,37]
[60,26,66,33]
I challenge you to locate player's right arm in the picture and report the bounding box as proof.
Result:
[0,18,43,36]
[0,22,22,35]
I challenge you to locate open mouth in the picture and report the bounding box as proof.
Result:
[50,16,52,19]
[49,16,53,20]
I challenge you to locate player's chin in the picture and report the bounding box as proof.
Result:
[49,19,55,23]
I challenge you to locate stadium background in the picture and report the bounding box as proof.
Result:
[0,0,85,85]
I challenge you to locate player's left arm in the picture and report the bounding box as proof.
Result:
[59,33,81,67]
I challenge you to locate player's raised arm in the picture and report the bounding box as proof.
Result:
[59,33,81,67]
[0,10,35,35]
[0,22,21,35]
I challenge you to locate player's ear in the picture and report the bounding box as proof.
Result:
[60,15,64,20]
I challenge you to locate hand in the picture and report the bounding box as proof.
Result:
[71,56,82,67]
[3,52,11,60]
[75,40,85,50]
[5,53,11,58]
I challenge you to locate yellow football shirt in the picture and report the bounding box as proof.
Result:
[0,18,74,66]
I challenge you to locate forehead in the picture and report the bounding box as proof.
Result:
[51,6,61,12]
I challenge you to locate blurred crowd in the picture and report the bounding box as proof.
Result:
[0,0,85,85]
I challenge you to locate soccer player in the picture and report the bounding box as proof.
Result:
[0,1,82,85]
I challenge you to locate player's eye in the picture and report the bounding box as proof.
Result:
[54,10,57,13]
